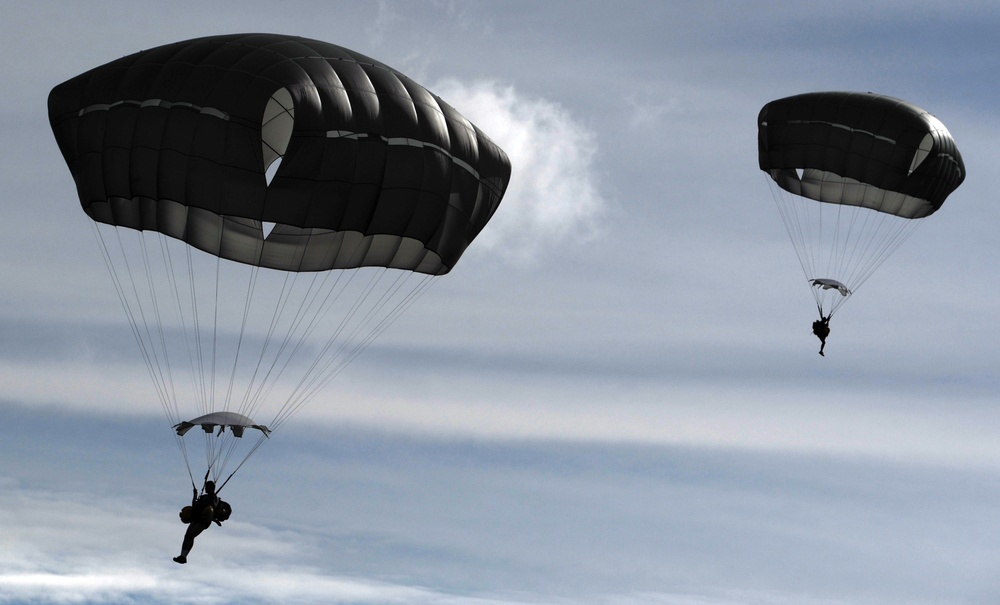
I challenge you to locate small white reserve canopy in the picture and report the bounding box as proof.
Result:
[174,412,271,438]
[810,278,851,297]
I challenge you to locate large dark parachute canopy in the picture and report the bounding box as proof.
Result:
[47,34,510,487]
[49,33,510,275]
[758,91,964,317]
[759,91,964,218]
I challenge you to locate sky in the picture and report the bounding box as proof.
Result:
[3,1,1000,603]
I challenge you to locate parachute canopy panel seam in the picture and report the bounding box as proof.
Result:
[78,99,232,121]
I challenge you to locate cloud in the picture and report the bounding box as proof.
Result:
[367,0,397,46]
[0,480,536,605]
[432,80,609,263]
[6,424,998,605]
[4,473,795,605]
[624,94,682,132]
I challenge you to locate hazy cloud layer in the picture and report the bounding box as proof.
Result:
[4,417,1000,605]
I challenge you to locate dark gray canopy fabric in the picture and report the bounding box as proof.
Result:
[49,33,510,274]
[758,92,964,219]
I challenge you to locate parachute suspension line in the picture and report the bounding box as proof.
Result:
[208,429,239,486]
[816,184,827,276]
[333,272,437,382]
[209,250,223,419]
[189,261,356,484]
[102,227,194,428]
[137,233,177,416]
[139,232,212,476]
[270,270,438,433]
[242,268,361,426]
[159,233,228,484]
[92,225,179,426]
[221,262,263,422]
[181,244,211,473]
[202,430,242,487]
[305,271,437,405]
[180,444,196,487]
[205,260,437,480]
[91,225,200,484]
[220,432,248,482]
[770,177,847,318]
[828,197,848,278]
[178,245,250,481]
[185,244,209,419]
[853,186,924,288]
[817,172,840,277]
[202,258,298,483]
[233,270,299,421]
[269,267,394,430]
[834,203,860,281]
[160,244,437,483]
[846,216,922,298]
[216,431,271,494]
[821,198,861,316]
[831,186,885,288]
[217,249,268,476]
[188,234,271,483]
[768,176,927,318]
[213,267,281,428]
[91,226,162,409]
[106,229,174,419]
[813,200,866,317]
[183,242,222,474]
[770,179,832,320]
[156,234,198,426]
[234,268,338,423]
[768,177,815,285]
[823,185,923,316]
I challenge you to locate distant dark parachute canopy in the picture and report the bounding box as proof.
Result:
[758,91,964,316]
[48,33,510,275]
[48,34,510,487]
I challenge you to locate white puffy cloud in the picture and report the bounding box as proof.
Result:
[432,80,609,263]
